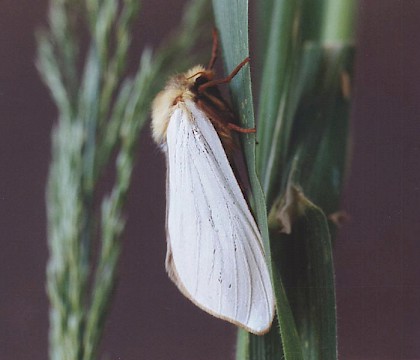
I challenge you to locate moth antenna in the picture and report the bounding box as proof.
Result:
[186,71,205,80]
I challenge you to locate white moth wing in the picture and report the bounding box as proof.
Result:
[165,100,274,335]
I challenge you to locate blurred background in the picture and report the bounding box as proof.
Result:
[1,0,418,359]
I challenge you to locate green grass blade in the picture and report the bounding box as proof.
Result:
[236,330,250,360]
[212,1,304,359]
[287,45,354,216]
[211,0,266,249]
[213,1,355,359]
[266,43,354,360]
[320,0,356,43]
[256,0,274,72]
[256,0,302,198]
[269,187,337,360]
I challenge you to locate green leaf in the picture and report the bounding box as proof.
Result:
[213,2,355,360]
[256,0,303,202]
[286,44,354,216]
[236,330,250,360]
[319,0,356,43]
[266,43,354,360]
[211,0,266,256]
[269,186,337,360]
[212,1,304,359]
[256,0,274,72]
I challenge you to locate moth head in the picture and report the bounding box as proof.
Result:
[183,65,215,90]
[151,65,215,145]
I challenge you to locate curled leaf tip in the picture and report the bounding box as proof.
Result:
[268,185,308,234]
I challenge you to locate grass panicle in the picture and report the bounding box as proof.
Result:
[38,0,211,359]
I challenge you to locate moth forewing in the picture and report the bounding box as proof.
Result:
[151,59,275,335]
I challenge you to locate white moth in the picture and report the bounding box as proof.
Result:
[151,33,274,335]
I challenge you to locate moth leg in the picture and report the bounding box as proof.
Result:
[208,27,219,70]
[227,122,256,134]
[200,91,232,114]
[199,91,256,134]
[198,57,250,92]
[197,99,231,133]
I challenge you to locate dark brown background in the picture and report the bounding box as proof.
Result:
[1,1,419,359]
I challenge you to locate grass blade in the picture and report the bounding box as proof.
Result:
[212,1,304,359]
[286,44,354,217]
[256,0,303,202]
[269,186,337,359]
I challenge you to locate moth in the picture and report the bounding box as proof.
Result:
[151,30,274,335]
